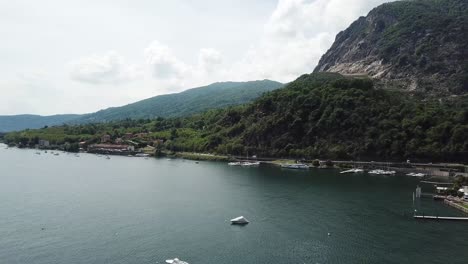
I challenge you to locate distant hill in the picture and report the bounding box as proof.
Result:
[7,73,468,162]
[314,0,468,95]
[0,80,283,132]
[73,80,283,124]
[0,114,80,132]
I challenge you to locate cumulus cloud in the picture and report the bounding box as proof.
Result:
[144,41,188,79]
[67,0,391,90]
[198,48,222,72]
[233,0,391,82]
[69,51,139,84]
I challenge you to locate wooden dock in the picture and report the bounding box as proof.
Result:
[414,215,468,221]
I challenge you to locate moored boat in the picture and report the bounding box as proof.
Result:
[281,163,309,170]
[369,169,395,175]
[230,216,249,225]
[241,161,260,167]
[340,168,364,174]
[166,258,189,264]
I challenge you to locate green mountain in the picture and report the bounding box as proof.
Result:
[167,73,468,161]
[0,114,80,133]
[0,80,283,132]
[74,80,283,123]
[6,73,468,162]
[314,0,468,95]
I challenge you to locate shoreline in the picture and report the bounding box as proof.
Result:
[2,143,466,179]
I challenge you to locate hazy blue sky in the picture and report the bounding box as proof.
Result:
[0,0,391,115]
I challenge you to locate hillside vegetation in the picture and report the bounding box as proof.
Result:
[0,114,80,133]
[74,80,283,123]
[5,73,468,162]
[315,0,468,95]
[0,80,283,132]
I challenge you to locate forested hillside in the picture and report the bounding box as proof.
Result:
[74,80,283,123]
[5,73,468,162]
[0,80,283,132]
[0,114,80,132]
[315,0,468,95]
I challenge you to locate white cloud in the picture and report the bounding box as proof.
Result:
[198,48,223,72]
[144,41,188,79]
[68,0,390,89]
[69,51,139,84]
[232,0,391,82]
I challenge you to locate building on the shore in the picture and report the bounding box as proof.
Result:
[88,144,135,154]
[101,134,111,143]
[436,186,449,194]
[153,139,164,145]
[38,139,50,147]
[115,138,124,144]
[135,133,148,138]
[141,145,156,154]
[123,133,134,139]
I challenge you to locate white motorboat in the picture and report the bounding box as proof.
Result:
[369,169,395,175]
[230,216,249,225]
[166,258,189,264]
[406,172,425,177]
[228,161,241,166]
[241,161,260,167]
[281,164,309,170]
[340,168,364,174]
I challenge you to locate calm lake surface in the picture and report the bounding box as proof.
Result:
[1,144,467,264]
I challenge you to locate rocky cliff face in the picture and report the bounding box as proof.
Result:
[314,0,467,95]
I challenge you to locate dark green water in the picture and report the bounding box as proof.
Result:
[1,144,467,264]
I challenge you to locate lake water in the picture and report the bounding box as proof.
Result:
[1,144,467,264]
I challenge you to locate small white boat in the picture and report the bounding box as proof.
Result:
[241,161,260,167]
[369,169,395,175]
[135,153,150,157]
[406,172,425,177]
[230,216,249,225]
[281,164,309,170]
[228,162,241,166]
[340,168,364,174]
[166,258,189,264]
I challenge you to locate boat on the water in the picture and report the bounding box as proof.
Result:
[281,163,309,170]
[135,153,150,157]
[228,161,241,166]
[230,216,249,225]
[369,169,395,175]
[166,258,189,264]
[340,168,364,174]
[406,172,425,177]
[106,156,110,159]
[241,161,260,167]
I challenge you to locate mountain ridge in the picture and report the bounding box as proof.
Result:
[0,80,283,132]
[314,0,468,95]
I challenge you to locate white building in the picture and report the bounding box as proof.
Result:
[38,139,50,147]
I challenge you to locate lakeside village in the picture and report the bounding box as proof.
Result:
[5,132,468,216]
